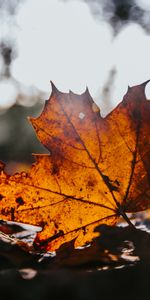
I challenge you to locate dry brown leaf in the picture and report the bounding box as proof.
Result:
[0,81,150,251]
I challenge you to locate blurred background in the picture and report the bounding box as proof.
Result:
[1,0,150,172]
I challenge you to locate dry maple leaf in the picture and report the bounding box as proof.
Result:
[0,81,150,251]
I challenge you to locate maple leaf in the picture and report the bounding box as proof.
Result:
[0,81,150,251]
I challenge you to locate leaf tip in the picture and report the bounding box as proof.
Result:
[50,81,59,95]
[27,116,34,127]
[127,85,131,91]
[124,80,150,102]
[141,79,150,87]
[84,86,91,97]
[127,80,150,93]
[69,89,76,96]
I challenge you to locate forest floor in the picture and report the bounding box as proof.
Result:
[0,213,150,300]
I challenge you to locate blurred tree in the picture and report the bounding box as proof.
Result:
[0,0,21,15]
[0,41,17,77]
[0,0,46,165]
[1,0,150,165]
[63,0,150,34]
[0,102,47,165]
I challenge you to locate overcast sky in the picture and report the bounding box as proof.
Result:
[0,0,150,114]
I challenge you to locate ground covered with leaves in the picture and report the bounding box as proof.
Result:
[0,215,150,300]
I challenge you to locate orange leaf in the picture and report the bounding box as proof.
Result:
[0,81,150,251]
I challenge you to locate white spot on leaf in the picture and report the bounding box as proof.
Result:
[79,112,85,119]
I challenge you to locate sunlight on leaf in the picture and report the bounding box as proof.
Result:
[0,81,150,251]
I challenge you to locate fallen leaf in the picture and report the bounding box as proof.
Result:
[0,81,150,251]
